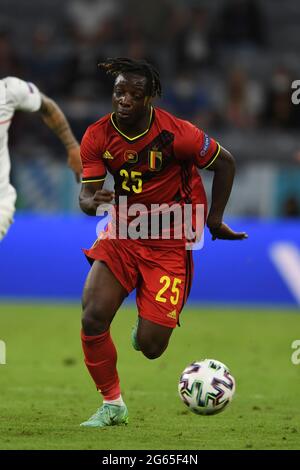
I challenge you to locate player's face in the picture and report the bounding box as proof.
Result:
[112,73,150,127]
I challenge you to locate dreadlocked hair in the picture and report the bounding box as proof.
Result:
[98,57,162,98]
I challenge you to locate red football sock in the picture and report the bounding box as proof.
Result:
[81,329,121,400]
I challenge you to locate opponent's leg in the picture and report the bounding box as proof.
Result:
[0,189,16,241]
[80,260,129,427]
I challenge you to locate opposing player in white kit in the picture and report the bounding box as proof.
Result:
[0,76,82,241]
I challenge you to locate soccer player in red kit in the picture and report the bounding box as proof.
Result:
[79,58,247,427]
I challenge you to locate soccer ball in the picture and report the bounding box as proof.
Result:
[178,359,235,415]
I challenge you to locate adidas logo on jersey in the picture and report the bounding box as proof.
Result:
[103,150,114,159]
[167,309,177,320]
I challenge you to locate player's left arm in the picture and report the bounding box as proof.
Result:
[39,94,82,182]
[205,146,248,241]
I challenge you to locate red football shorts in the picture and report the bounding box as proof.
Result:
[83,239,194,328]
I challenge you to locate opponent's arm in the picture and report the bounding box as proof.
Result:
[79,181,114,216]
[206,146,248,240]
[39,93,82,182]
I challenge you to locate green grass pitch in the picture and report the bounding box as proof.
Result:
[0,303,299,450]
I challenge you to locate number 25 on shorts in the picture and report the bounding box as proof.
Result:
[155,276,182,306]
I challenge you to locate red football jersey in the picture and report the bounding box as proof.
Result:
[81,107,220,244]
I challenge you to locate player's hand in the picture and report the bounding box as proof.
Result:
[93,189,115,208]
[67,146,82,183]
[208,222,248,241]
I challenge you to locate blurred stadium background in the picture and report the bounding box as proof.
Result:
[0,0,299,304]
[0,0,300,451]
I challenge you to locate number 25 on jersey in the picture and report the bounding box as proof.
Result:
[119,169,143,193]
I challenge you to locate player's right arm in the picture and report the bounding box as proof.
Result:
[79,181,114,216]
[79,126,114,216]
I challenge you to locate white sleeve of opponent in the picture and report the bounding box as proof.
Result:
[4,77,42,112]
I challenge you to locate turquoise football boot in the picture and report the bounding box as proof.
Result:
[80,403,128,428]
